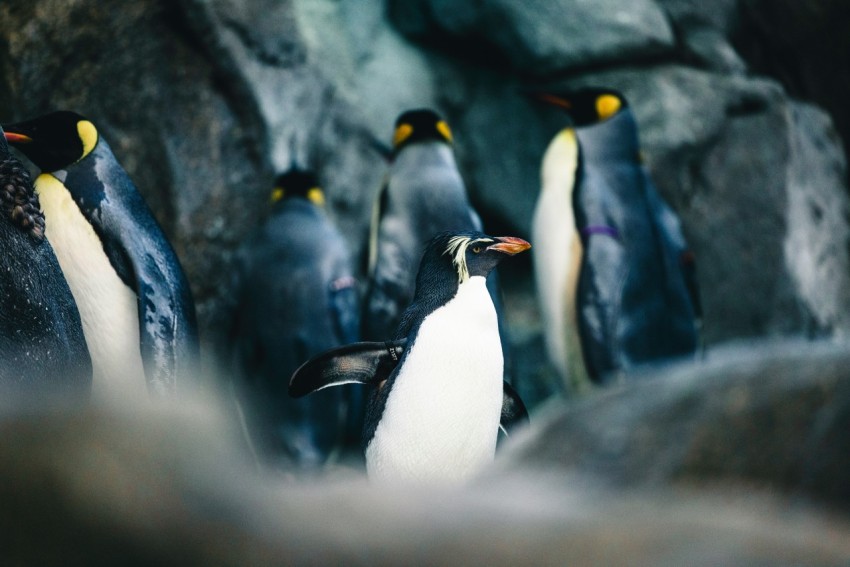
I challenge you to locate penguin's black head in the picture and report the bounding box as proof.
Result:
[3,110,98,172]
[530,88,628,127]
[392,109,453,155]
[270,168,325,207]
[429,230,531,284]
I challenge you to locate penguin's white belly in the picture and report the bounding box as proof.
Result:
[366,276,503,484]
[532,186,589,391]
[532,184,574,379]
[37,174,147,402]
[534,130,591,392]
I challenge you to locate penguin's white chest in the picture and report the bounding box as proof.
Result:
[37,174,147,402]
[366,276,503,484]
[533,129,589,391]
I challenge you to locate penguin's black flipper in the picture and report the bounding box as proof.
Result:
[499,381,529,437]
[59,142,200,397]
[289,339,407,398]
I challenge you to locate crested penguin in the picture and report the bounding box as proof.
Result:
[0,125,91,397]
[363,109,509,346]
[3,111,199,400]
[229,168,362,470]
[363,230,530,484]
[531,88,700,387]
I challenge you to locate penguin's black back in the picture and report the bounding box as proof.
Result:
[0,149,91,398]
[61,138,199,396]
[574,109,697,379]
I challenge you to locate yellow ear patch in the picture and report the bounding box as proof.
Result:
[596,95,622,120]
[393,123,414,147]
[77,120,98,160]
[270,187,285,203]
[307,187,325,207]
[436,120,453,143]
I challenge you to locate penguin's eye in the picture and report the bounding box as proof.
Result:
[472,246,482,254]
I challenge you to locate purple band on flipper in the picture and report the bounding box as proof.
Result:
[581,225,620,239]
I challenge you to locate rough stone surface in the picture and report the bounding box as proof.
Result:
[494,339,850,512]
[389,0,676,75]
[733,0,850,191]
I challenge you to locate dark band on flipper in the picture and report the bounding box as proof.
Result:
[581,225,619,239]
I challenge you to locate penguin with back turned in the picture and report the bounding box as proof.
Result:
[293,230,530,484]
[3,111,199,399]
[229,168,362,469]
[363,109,509,347]
[530,88,701,388]
[0,125,91,397]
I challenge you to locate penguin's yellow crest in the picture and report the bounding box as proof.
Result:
[595,95,622,120]
[393,123,414,147]
[436,120,453,144]
[270,187,285,203]
[307,187,325,207]
[445,236,494,283]
[77,120,98,160]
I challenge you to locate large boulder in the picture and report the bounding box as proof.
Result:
[494,339,850,512]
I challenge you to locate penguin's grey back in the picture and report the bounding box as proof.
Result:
[575,110,697,378]
[231,199,358,466]
[365,142,480,341]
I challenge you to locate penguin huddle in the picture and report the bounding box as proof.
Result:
[0,92,701,484]
[530,88,701,390]
[290,96,701,482]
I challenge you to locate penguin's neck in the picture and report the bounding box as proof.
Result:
[394,141,456,170]
[577,110,640,163]
[541,128,580,192]
[394,258,460,340]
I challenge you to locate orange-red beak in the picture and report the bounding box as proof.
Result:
[529,92,572,110]
[3,131,32,144]
[487,236,531,255]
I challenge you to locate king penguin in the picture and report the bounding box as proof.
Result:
[363,110,509,346]
[3,111,199,400]
[531,88,701,388]
[362,230,529,484]
[229,168,362,470]
[0,125,91,397]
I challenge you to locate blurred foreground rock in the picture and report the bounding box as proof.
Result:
[496,339,850,513]
[2,339,850,564]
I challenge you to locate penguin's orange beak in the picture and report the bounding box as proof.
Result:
[488,236,531,255]
[527,92,573,110]
[3,131,32,144]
